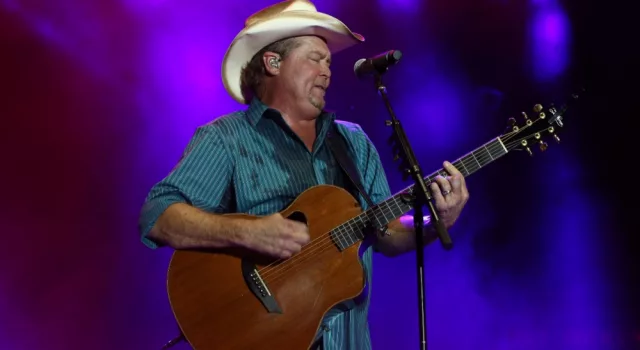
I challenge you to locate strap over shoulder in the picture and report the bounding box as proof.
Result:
[325,122,376,209]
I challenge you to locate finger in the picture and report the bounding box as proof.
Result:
[444,160,467,195]
[286,218,308,231]
[458,173,469,201]
[271,240,292,259]
[450,174,461,192]
[429,181,446,206]
[287,233,308,246]
[283,240,303,254]
[433,175,452,194]
[449,172,468,198]
[296,234,310,245]
[279,249,292,259]
[290,218,309,230]
[443,161,462,177]
[287,226,310,245]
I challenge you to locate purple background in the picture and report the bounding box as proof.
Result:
[1,0,637,349]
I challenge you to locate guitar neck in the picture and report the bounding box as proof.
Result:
[333,136,509,250]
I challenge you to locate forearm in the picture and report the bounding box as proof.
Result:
[147,203,248,249]
[374,215,438,257]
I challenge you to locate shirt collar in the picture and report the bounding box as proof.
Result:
[245,97,337,127]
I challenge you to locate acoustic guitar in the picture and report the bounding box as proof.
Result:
[164,95,578,350]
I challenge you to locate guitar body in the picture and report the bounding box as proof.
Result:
[167,185,368,350]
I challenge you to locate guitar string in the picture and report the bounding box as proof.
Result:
[258,144,501,283]
[259,151,487,284]
[259,201,392,279]
[257,133,530,282]
[258,131,528,280]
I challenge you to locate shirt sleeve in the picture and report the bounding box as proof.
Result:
[137,125,234,249]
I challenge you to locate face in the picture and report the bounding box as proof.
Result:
[273,36,332,115]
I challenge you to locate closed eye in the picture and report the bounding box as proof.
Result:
[309,50,331,65]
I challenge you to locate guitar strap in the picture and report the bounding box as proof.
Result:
[325,122,376,209]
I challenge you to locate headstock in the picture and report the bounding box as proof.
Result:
[500,89,583,155]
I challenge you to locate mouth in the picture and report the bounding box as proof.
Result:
[314,85,327,94]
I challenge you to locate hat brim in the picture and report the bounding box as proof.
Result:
[222,11,364,104]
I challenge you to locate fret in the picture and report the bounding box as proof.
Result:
[393,196,403,216]
[333,137,510,251]
[342,230,349,248]
[363,209,376,229]
[380,201,393,223]
[333,227,346,250]
[347,228,355,245]
[472,149,486,168]
[483,145,494,160]
[474,148,489,166]
[456,158,470,177]
[470,151,482,168]
[372,208,385,228]
[497,137,508,153]
[341,226,351,247]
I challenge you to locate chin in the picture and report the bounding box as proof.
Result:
[309,97,325,111]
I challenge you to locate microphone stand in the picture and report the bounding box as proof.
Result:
[373,72,453,350]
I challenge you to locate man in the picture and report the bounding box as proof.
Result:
[138,0,469,349]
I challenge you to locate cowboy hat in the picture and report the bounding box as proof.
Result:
[221,0,365,104]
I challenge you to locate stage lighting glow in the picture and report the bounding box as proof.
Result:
[530,4,570,82]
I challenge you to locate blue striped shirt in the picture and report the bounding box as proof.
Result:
[139,97,392,349]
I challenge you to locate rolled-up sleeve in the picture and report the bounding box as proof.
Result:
[138,125,234,249]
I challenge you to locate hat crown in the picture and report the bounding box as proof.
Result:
[245,0,317,27]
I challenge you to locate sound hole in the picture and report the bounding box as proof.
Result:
[287,211,307,225]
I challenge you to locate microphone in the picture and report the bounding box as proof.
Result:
[353,50,403,79]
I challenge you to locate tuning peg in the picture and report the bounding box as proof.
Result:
[505,117,518,133]
[539,141,548,152]
[547,126,561,143]
[521,140,533,156]
[521,112,529,120]
[385,120,392,126]
[533,104,543,113]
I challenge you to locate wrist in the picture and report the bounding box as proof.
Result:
[217,215,256,248]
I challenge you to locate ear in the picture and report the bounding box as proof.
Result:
[262,52,281,76]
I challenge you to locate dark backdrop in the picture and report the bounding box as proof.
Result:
[1,0,637,349]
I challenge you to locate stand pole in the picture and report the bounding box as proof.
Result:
[413,203,428,350]
[373,73,453,350]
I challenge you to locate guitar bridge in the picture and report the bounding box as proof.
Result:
[241,260,282,314]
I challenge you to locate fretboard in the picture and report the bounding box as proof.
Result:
[331,136,509,250]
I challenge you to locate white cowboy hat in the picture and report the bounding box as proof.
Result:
[221,0,365,104]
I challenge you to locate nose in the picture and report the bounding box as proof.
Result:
[321,68,331,89]
[321,63,331,79]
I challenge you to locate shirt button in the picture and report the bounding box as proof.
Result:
[322,325,330,332]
